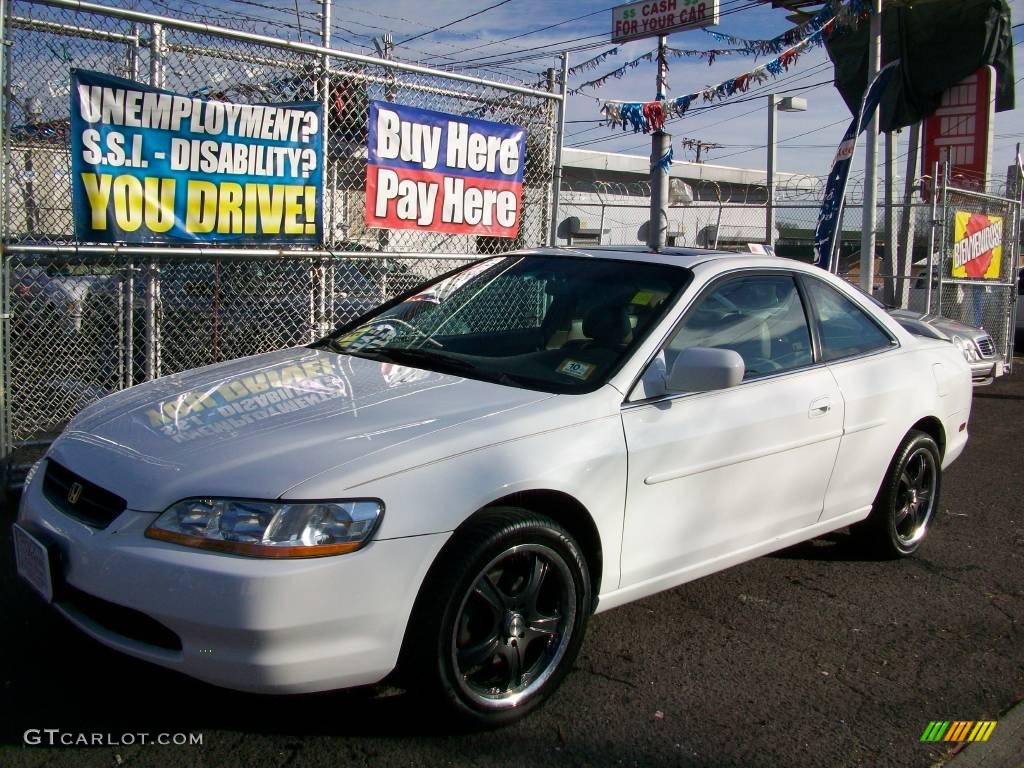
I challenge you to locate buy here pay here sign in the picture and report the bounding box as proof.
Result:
[366,101,526,238]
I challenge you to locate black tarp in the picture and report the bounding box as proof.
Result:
[825,0,1015,131]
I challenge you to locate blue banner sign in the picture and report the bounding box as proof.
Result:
[70,69,323,244]
[814,61,899,271]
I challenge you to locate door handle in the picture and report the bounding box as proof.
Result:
[808,397,831,418]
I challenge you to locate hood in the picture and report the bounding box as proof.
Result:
[888,308,989,342]
[887,308,949,341]
[48,347,554,511]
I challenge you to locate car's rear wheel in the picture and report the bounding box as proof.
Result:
[854,430,942,558]
[401,508,591,727]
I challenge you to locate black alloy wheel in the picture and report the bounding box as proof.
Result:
[854,430,942,558]
[401,508,591,726]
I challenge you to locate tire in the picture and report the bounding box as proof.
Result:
[400,507,591,727]
[853,430,942,559]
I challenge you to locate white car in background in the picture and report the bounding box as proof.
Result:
[15,247,972,726]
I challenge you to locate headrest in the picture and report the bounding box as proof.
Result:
[582,305,632,347]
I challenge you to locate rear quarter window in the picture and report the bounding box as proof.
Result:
[803,278,895,361]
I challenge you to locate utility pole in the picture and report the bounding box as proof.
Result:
[681,138,722,164]
[859,0,883,292]
[647,35,670,252]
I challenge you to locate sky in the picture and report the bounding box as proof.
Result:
[124,0,1024,189]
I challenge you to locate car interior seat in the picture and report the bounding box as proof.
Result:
[563,304,632,351]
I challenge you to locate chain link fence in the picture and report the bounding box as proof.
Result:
[555,177,1021,369]
[932,185,1021,365]
[0,0,561,457]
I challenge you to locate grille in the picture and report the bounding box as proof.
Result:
[59,584,183,652]
[42,460,127,529]
[977,335,995,358]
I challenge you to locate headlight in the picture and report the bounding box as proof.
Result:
[951,335,979,363]
[145,498,383,558]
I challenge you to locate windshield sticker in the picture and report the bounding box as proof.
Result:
[631,290,654,306]
[557,359,596,380]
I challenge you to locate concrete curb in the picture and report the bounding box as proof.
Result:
[945,697,1024,768]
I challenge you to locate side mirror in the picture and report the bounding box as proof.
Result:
[666,347,745,393]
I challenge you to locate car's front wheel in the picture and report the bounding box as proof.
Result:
[854,429,942,558]
[402,508,591,726]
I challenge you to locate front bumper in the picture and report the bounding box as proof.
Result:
[16,467,449,694]
[969,357,1003,386]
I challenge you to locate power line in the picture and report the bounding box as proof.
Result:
[394,0,515,47]
[446,3,623,57]
[449,0,763,68]
[708,117,850,162]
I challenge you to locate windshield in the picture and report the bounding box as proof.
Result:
[314,254,691,394]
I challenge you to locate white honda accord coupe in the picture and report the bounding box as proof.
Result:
[14,247,972,725]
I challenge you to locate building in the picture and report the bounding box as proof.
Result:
[558,147,817,250]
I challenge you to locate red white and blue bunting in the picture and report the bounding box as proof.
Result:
[703,1,836,57]
[593,0,873,134]
[600,30,825,132]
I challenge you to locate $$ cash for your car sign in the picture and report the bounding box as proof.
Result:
[70,69,323,244]
[365,101,525,238]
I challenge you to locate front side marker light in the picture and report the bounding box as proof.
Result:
[146,498,383,558]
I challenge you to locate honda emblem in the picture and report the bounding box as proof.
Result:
[67,482,83,505]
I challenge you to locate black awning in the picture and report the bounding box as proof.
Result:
[826,0,1015,131]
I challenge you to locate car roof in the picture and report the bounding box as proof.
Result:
[514,245,795,272]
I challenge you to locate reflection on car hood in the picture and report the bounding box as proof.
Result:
[48,347,554,512]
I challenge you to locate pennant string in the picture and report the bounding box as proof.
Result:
[577,0,872,101]
[567,48,620,78]
[595,0,874,134]
[598,30,822,132]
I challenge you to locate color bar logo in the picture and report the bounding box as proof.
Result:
[920,721,997,742]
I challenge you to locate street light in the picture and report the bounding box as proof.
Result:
[766,94,808,250]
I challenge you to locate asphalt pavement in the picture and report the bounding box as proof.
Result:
[1,370,1022,768]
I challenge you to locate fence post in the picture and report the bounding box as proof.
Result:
[0,0,8,459]
[145,22,162,380]
[315,0,331,341]
[935,159,950,318]
[924,160,939,315]
[121,23,141,388]
[548,53,567,247]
